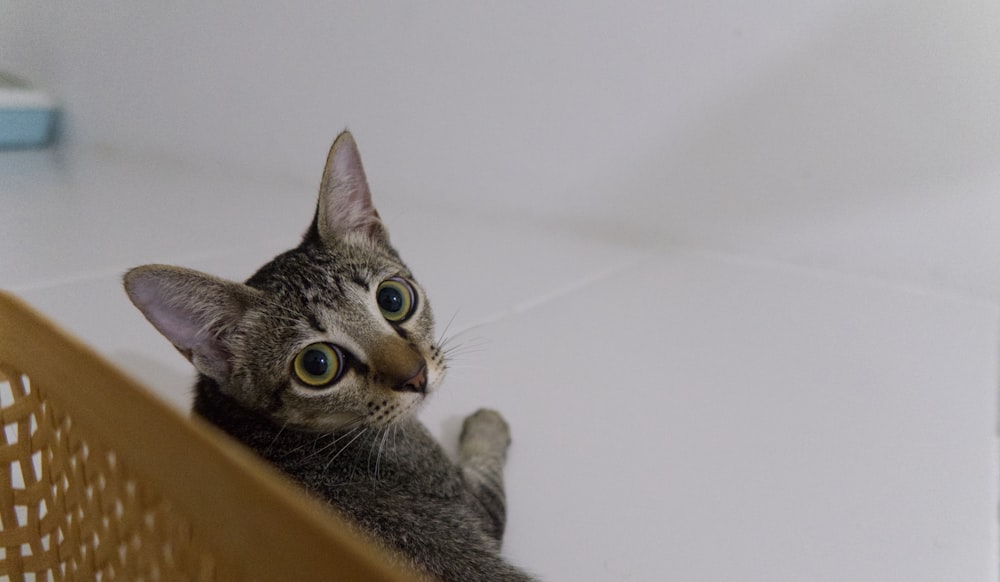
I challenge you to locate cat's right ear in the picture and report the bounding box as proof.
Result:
[123,265,259,383]
[306,130,390,246]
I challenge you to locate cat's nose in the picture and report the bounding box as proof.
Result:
[394,364,427,394]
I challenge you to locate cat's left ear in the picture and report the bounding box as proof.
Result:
[310,130,389,245]
[123,265,260,383]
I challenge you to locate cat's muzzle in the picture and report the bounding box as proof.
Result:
[393,364,428,394]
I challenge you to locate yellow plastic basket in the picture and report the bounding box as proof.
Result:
[0,290,415,581]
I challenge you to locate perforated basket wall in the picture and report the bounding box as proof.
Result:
[0,291,412,582]
[0,365,235,581]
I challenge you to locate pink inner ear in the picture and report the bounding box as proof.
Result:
[319,132,383,237]
[129,277,205,351]
[150,305,205,351]
[332,135,365,184]
[127,272,236,378]
[125,266,250,383]
[330,182,376,231]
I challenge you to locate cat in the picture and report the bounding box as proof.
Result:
[123,131,534,581]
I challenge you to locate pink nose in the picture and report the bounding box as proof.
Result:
[394,364,427,394]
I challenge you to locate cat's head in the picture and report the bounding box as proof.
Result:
[124,131,445,432]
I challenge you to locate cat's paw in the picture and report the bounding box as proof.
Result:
[459,408,511,459]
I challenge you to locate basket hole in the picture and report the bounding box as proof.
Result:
[15,504,27,527]
[162,540,177,565]
[31,450,43,480]
[3,421,17,445]
[10,458,24,488]
[0,377,12,407]
[86,530,100,552]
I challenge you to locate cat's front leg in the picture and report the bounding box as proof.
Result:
[458,408,512,548]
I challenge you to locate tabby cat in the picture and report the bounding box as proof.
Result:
[123,131,534,581]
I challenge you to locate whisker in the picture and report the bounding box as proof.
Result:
[437,310,462,346]
[279,431,325,458]
[312,431,335,453]
[439,320,493,348]
[373,427,391,484]
[442,334,489,349]
[264,421,290,457]
[439,364,485,371]
[304,426,362,461]
[324,427,369,471]
[367,426,383,472]
[441,336,489,358]
[444,343,488,356]
[443,344,489,361]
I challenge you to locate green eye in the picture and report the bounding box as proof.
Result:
[293,343,343,387]
[376,278,416,322]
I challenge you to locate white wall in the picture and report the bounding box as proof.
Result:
[3,1,1000,297]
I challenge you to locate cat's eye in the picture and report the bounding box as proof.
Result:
[292,343,343,388]
[376,277,416,322]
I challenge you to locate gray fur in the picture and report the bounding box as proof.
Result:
[124,132,534,581]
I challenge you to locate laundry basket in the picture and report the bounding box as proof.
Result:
[0,291,414,581]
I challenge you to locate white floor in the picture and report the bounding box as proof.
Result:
[2,146,996,581]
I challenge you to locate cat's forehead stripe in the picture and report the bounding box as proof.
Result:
[306,312,326,333]
[350,272,370,291]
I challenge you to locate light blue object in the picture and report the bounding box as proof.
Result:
[0,72,56,149]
